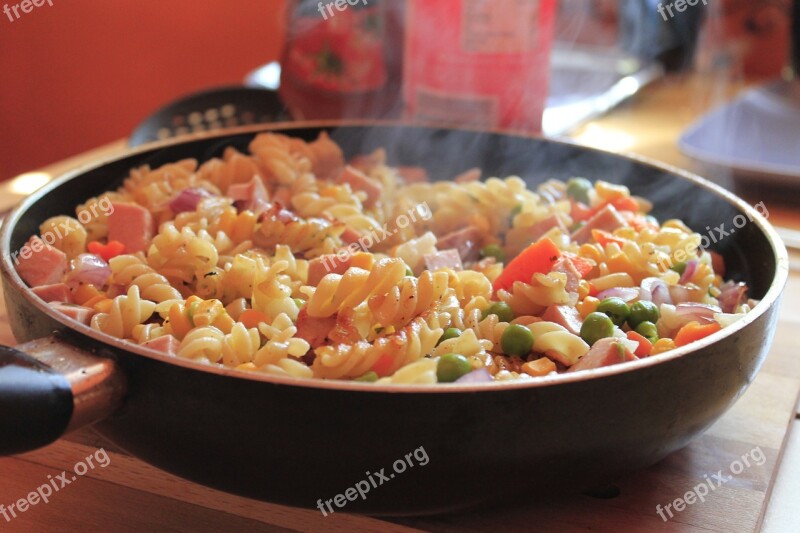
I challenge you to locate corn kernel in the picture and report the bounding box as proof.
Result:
[577,296,600,318]
[652,338,677,355]
[595,180,630,201]
[577,280,590,300]
[522,357,557,377]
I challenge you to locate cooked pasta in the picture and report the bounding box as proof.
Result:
[19,132,754,384]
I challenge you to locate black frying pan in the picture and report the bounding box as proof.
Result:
[0,123,788,516]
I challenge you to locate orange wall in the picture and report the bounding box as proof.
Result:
[0,0,286,180]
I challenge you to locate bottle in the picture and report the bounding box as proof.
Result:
[279,0,404,120]
[403,0,557,133]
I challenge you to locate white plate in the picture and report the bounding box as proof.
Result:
[679,80,800,183]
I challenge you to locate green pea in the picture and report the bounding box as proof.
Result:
[629,301,660,328]
[293,298,305,309]
[566,177,593,205]
[670,262,687,275]
[580,312,615,346]
[354,371,378,383]
[480,244,506,263]
[635,321,659,344]
[437,327,462,346]
[482,301,514,323]
[510,204,523,216]
[501,324,534,356]
[597,297,631,327]
[437,354,472,383]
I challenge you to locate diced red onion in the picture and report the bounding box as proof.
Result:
[65,253,111,290]
[455,367,493,384]
[679,259,698,285]
[718,281,748,313]
[652,283,672,306]
[597,287,640,302]
[668,284,706,304]
[675,303,721,324]
[169,187,213,214]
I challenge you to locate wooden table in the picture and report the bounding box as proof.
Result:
[1,74,799,532]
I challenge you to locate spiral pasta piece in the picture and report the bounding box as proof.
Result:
[39,216,87,260]
[312,315,442,379]
[306,258,407,318]
[177,325,225,362]
[109,254,183,303]
[367,270,450,329]
[90,285,156,340]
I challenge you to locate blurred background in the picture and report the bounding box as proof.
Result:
[0,0,794,182]
[0,0,286,179]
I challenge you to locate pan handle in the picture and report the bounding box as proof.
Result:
[0,335,126,455]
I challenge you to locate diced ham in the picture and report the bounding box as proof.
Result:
[571,204,628,244]
[272,186,292,207]
[528,215,567,241]
[308,132,345,181]
[107,202,154,254]
[541,305,583,336]
[397,166,429,183]
[349,148,386,174]
[308,254,353,286]
[50,303,95,325]
[568,337,638,372]
[436,226,482,262]
[15,236,68,287]
[32,283,73,304]
[141,335,179,356]
[454,168,481,184]
[295,308,337,348]
[228,176,270,216]
[336,165,383,207]
[328,309,364,344]
[423,249,463,272]
[553,256,581,294]
[341,227,362,245]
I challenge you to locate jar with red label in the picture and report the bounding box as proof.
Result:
[280,0,404,120]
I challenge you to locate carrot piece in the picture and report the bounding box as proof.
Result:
[709,250,726,277]
[626,331,653,357]
[87,240,126,262]
[621,211,658,232]
[493,238,562,293]
[591,229,628,248]
[239,309,271,329]
[611,196,639,213]
[587,281,599,297]
[371,354,395,377]
[562,252,594,278]
[674,321,722,347]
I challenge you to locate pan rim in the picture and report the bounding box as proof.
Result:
[0,120,789,393]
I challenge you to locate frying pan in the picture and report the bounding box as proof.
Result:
[0,123,788,516]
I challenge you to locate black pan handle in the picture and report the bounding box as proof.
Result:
[0,336,126,455]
